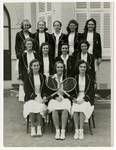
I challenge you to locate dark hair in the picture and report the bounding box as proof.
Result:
[84,18,96,33]
[61,43,69,53]
[75,60,88,75]
[66,19,78,33]
[29,59,40,72]
[37,20,48,32]
[21,19,31,29]
[40,42,50,55]
[24,37,34,46]
[53,20,62,27]
[79,40,90,51]
[54,60,66,74]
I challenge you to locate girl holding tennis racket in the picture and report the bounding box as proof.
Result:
[23,59,47,137]
[71,60,95,140]
[47,61,76,140]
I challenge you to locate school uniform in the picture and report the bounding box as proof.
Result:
[47,74,72,113]
[71,74,95,122]
[73,52,95,80]
[39,55,54,77]
[23,72,47,118]
[15,30,34,59]
[34,31,51,56]
[66,32,82,56]
[82,32,102,71]
[50,33,67,58]
[55,55,72,77]
[19,50,38,81]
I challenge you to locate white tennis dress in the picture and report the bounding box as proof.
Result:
[23,74,47,118]
[47,74,71,113]
[71,75,94,122]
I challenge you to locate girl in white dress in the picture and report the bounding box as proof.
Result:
[47,61,71,140]
[71,60,94,140]
[23,59,47,137]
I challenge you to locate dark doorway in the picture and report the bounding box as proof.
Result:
[4,5,11,80]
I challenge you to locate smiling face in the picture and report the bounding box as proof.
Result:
[87,21,95,32]
[25,41,33,51]
[42,44,49,55]
[31,61,40,74]
[61,45,69,55]
[53,21,61,33]
[79,63,87,75]
[69,23,77,32]
[37,21,46,32]
[56,62,64,75]
[81,43,88,54]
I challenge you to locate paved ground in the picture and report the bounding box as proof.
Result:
[3,92,111,147]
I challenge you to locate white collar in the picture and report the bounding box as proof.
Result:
[52,74,63,83]
[53,31,62,37]
[61,54,69,60]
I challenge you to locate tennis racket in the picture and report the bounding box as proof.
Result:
[45,76,77,100]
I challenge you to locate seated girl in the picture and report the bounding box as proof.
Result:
[71,60,94,140]
[47,61,72,140]
[23,59,47,137]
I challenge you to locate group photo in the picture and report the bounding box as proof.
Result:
[3,1,112,147]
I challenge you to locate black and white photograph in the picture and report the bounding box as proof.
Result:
[2,0,114,148]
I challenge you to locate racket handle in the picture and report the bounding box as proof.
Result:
[63,91,74,100]
[46,91,58,100]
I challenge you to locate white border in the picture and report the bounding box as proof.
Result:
[0,0,115,150]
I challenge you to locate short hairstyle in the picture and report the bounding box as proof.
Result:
[53,20,62,27]
[24,37,34,46]
[66,19,78,33]
[84,18,96,33]
[29,59,40,72]
[40,42,50,55]
[21,19,31,29]
[37,20,48,32]
[79,40,90,51]
[75,60,88,75]
[54,60,66,74]
[61,42,69,53]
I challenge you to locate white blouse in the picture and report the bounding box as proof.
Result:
[78,75,85,100]
[81,53,87,62]
[68,32,75,55]
[87,32,93,54]
[24,33,30,39]
[39,32,45,46]
[54,32,62,57]
[43,56,49,77]
[27,52,35,71]
[61,54,69,69]
[34,74,41,95]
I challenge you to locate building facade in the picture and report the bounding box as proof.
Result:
[4,2,113,90]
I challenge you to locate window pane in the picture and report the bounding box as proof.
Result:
[39,2,45,12]
[76,2,87,9]
[104,2,110,8]
[90,2,101,8]
[47,2,52,11]
[103,13,110,48]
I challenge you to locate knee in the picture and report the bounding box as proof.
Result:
[62,109,68,116]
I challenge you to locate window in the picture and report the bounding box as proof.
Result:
[75,2,112,58]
